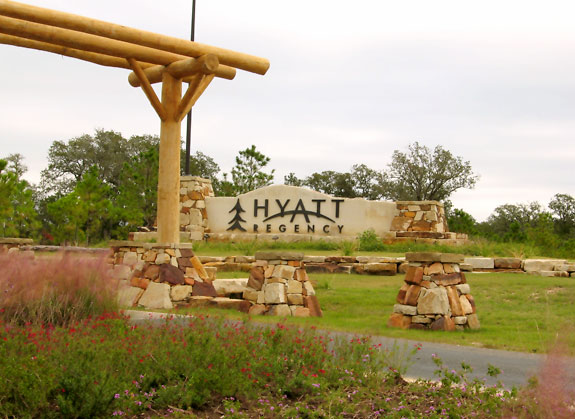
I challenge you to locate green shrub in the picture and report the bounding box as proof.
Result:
[357,229,385,251]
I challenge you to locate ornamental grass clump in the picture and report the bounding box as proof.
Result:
[0,253,118,326]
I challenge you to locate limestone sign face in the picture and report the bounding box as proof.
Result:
[205,185,397,240]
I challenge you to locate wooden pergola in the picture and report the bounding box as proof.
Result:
[0,0,269,244]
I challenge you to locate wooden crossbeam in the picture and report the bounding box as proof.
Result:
[0,0,270,75]
[128,55,235,87]
[176,74,215,122]
[127,58,166,121]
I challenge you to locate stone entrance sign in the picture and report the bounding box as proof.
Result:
[205,185,397,241]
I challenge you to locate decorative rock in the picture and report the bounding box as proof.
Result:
[255,251,304,261]
[130,277,150,290]
[426,262,444,275]
[466,313,481,330]
[143,264,160,280]
[159,264,185,285]
[523,259,565,272]
[243,290,259,302]
[440,253,465,263]
[295,268,309,282]
[405,266,424,285]
[459,263,473,272]
[287,293,304,305]
[447,286,464,316]
[292,307,310,317]
[264,283,286,304]
[287,279,303,294]
[433,273,462,286]
[406,252,442,263]
[213,278,248,296]
[273,265,296,280]
[117,285,143,307]
[464,257,494,270]
[123,251,139,266]
[170,285,193,301]
[138,282,173,310]
[192,281,217,297]
[453,316,467,325]
[417,288,450,315]
[464,294,476,313]
[304,295,323,317]
[303,281,316,296]
[387,313,411,329]
[267,304,291,317]
[249,304,267,316]
[364,263,397,275]
[494,258,522,269]
[431,316,455,331]
[396,283,410,303]
[456,284,471,295]
[393,304,417,316]
[404,285,421,306]
[411,315,432,324]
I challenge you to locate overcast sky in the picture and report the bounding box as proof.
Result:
[1,0,574,221]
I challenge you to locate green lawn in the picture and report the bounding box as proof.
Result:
[177,272,575,354]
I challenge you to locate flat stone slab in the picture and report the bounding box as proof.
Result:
[255,251,304,261]
[464,257,494,270]
[138,282,173,310]
[212,278,249,296]
[523,259,566,272]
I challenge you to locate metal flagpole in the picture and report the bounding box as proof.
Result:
[184,0,196,175]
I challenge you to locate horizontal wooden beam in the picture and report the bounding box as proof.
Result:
[0,15,187,66]
[0,33,236,83]
[128,55,236,87]
[0,0,270,75]
[0,33,156,70]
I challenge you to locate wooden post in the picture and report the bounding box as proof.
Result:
[157,72,183,244]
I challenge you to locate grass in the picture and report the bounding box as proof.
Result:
[178,272,575,355]
[191,237,573,260]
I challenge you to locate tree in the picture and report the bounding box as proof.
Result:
[350,164,383,200]
[447,208,478,236]
[231,145,274,195]
[483,202,546,241]
[284,172,304,187]
[0,155,40,238]
[186,151,220,180]
[548,193,575,237]
[379,142,479,201]
[40,129,160,196]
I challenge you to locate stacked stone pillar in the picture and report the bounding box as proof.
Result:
[388,252,480,331]
[243,251,322,317]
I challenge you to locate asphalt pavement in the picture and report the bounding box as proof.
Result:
[125,310,574,390]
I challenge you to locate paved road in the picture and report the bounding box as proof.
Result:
[126,310,573,390]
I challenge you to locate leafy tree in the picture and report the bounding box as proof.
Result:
[186,151,220,180]
[379,142,479,201]
[284,172,304,187]
[46,167,112,245]
[350,164,383,200]
[548,193,575,237]
[40,130,160,197]
[447,208,478,236]
[482,202,546,241]
[231,145,274,195]
[0,155,40,238]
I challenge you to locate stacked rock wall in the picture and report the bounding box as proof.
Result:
[0,238,33,253]
[388,252,480,331]
[111,244,321,317]
[243,252,322,317]
[179,176,214,240]
[389,201,467,245]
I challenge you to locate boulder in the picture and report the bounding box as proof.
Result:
[364,262,397,276]
[404,266,424,285]
[210,297,251,313]
[464,257,494,270]
[213,278,248,296]
[159,264,185,285]
[523,259,565,273]
[170,285,193,302]
[304,295,323,317]
[249,304,267,316]
[466,313,481,330]
[387,313,411,329]
[494,258,522,269]
[267,304,291,317]
[287,293,304,305]
[393,304,417,316]
[287,279,303,294]
[117,285,143,307]
[192,281,218,297]
[291,306,310,317]
[138,282,173,310]
[417,288,450,315]
[264,283,286,304]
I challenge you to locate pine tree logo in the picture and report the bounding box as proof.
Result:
[227,199,247,232]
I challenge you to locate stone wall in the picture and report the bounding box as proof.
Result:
[388,252,480,331]
[0,238,33,253]
[110,244,320,317]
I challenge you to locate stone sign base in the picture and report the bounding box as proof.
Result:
[110,243,321,317]
[388,252,480,331]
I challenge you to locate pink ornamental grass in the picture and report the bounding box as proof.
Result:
[0,252,118,326]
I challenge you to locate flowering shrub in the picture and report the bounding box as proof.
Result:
[0,253,118,326]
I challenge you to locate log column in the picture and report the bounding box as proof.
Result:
[157,72,183,244]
